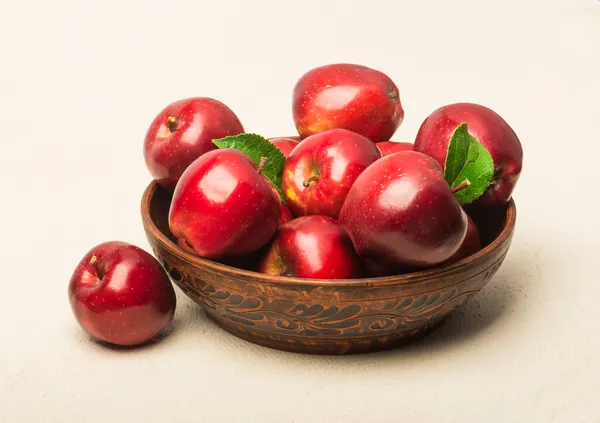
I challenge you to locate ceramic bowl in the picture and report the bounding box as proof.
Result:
[141,181,516,355]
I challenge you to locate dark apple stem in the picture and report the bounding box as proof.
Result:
[89,255,104,279]
[451,179,471,194]
[303,175,320,187]
[166,116,178,132]
[257,157,268,174]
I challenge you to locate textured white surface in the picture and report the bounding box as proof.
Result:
[1,0,599,422]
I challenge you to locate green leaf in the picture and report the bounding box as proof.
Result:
[444,123,495,205]
[444,123,471,187]
[213,133,286,202]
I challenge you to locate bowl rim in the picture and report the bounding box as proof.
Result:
[141,181,516,288]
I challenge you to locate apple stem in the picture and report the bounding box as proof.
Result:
[451,179,471,194]
[303,175,320,187]
[89,255,104,280]
[166,116,178,133]
[257,157,268,174]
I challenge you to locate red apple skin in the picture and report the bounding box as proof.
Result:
[280,204,294,225]
[257,216,361,279]
[282,128,381,218]
[292,64,404,142]
[214,204,290,270]
[447,214,481,262]
[376,141,413,156]
[269,137,299,158]
[339,151,468,268]
[144,97,244,190]
[68,241,176,347]
[169,149,281,258]
[414,102,523,206]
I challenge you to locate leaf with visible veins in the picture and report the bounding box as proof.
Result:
[444,123,495,204]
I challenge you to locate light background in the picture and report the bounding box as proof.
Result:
[1,0,599,422]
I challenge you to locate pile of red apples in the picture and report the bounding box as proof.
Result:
[69,63,523,347]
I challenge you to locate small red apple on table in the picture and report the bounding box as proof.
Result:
[282,128,381,218]
[293,63,404,142]
[258,216,361,279]
[68,241,176,347]
[144,97,244,190]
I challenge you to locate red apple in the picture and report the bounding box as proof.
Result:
[339,151,468,268]
[68,241,176,347]
[169,149,281,258]
[282,128,381,218]
[257,216,361,279]
[269,137,299,158]
[292,63,404,142]
[144,97,244,190]
[414,102,523,206]
[447,214,481,262]
[376,141,413,156]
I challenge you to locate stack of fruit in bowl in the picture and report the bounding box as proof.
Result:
[68,63,522,350]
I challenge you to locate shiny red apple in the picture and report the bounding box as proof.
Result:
[448,214,481,262]
[68,241,176,347]
[269,137,299,158]
[376,141,413,156]
[282,128,381,218]
[339,151,468,268]
[293,63,404,142]
[414,102,523,205]
[169,149,281,258]
[144,97,244,190]
[257,216,361,279]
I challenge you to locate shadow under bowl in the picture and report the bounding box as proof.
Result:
[141,181,516,355]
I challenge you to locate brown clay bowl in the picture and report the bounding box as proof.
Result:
[141,181,516,355]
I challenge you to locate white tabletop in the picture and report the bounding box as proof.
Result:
[2,0,599,422]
